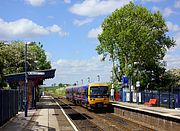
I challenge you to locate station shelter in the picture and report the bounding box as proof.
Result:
[5,69,56,110]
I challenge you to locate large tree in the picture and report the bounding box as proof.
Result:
[0,41,6,88]
[0,41,51,88]
[97,2,175,90]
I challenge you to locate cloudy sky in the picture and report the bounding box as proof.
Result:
[0,0,180,85]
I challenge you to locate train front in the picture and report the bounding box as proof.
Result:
[88,83,110,108]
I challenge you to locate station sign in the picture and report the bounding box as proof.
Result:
[136,81,140,87]
[28,71,45,75]
[122,76,128,84]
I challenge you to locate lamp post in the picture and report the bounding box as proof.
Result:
[24,42,28,117]
[111,70,114,82]
[134,62,140,104]
[81,79,83,84]
[97,75,100,82]
[88,77,90,83]
[128,64,132,103]
[129,75,132,103]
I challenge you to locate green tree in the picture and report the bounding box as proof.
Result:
[97,2,175,90]
[1,41,25,74]
[156,69,180,91]
[58,83,64,87]
[0,41,7,88]
[0,41,51,88]
[27,42,51,71]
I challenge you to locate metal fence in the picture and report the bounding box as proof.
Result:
[116,88,180,109]
[0,89,18,126]
[141,89,180,108]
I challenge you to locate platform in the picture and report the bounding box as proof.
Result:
[0,96,76,131]
[1,97,180,131]
[111,101,180,120]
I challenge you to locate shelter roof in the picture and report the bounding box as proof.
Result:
[5,69,56,83]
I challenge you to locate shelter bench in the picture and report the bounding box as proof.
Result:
[144,99,158,106]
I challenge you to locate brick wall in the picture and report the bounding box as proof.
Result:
[113,106,180,130]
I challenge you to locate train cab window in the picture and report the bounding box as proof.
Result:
[90,86,108,96]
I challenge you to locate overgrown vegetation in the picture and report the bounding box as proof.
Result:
[44,86,66,97]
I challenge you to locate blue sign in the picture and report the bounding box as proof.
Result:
[122,76,128,84]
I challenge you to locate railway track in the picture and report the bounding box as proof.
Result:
[97,112,153,131]
[55,96,154,131]
[54,97,103,131]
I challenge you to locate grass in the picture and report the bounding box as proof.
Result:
[44,86,66,97]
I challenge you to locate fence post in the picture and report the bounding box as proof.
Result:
[18,84,21,111]
[0,90,2,126]
[2,90,4,125]
[168,88,171,109]
[159,90,161,107]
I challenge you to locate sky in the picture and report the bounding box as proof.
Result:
[0,0,180,86]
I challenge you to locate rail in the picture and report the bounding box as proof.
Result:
[54,97,103,131]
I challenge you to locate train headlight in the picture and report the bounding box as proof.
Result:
[90,99,95,101]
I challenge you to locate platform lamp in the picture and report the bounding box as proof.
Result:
[81,79,83,84]
[97,75,100,82]
[88,77,90,83]
[24,41,31,117]
[134,62,140,105]
[128,64,132,103]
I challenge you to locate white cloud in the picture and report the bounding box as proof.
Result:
[164,54,180,69]
[166,21,180,32]
[25,0,45,6]
[0,18,68,39]
[151,7,173,17]
[47,16,55,19]
[47,56,112,84]
[64,0,71,4]
[69,0,132,17]
[45,52,52,61]
[47,24,61,32]
[144,0,164,2]
[175,0,180,8]
[175,32,180,48]
[163,32,180,69]
[0,18,48,38]
[46,53,180,85]
[73,18,94,26]
[59,32,69,37]
[152,6,160,12]
[88,27,102,39]
[163,7,173,17]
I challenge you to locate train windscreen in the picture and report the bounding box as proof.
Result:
[90,86,108,97]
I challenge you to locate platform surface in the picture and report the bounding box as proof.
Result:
[111,100,180,120]
[0,96,75,131]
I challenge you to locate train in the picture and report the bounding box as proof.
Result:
[65,83,110,109]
